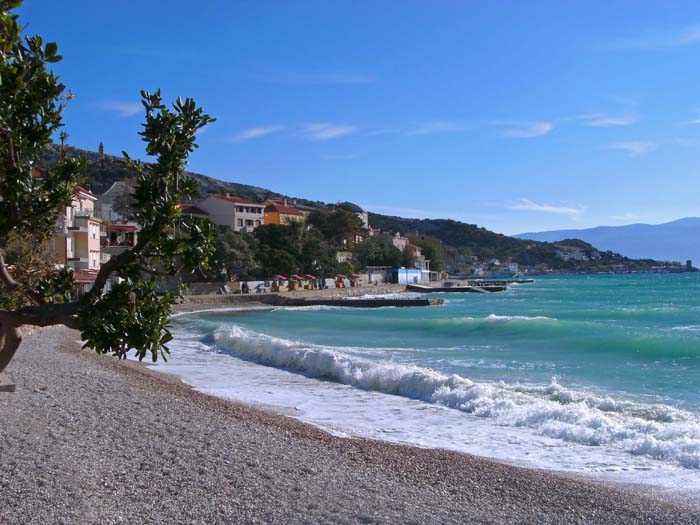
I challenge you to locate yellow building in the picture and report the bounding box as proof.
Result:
[264,200,305,225]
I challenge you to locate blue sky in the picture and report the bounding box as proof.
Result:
[19,0,700,234]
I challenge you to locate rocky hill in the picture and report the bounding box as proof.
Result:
[40,144,323,208]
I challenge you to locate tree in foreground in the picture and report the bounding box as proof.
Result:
[0,1,214,376]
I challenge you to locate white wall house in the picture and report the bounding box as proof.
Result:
[197,194,265,232]
[95,181,132,223]
[391,232,408,252]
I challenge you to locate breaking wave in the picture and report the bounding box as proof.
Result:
[214,325,700,469]
[482,314,557,323]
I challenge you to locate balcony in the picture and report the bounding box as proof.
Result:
[67,258,89,271]
[68,216,91,233]
[74,209,100,221]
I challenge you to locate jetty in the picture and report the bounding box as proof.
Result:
[469,279,535,285]
[274,296,444,308]
[406,283,506,294]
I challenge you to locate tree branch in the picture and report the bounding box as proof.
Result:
[88,237,150,298]
[0,126,17,171]
[0,248,44,304]
[0,248,19,291]
[0,302,79,329]
[0,324,21,375]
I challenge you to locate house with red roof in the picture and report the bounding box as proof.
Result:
[196,194,265,232]
[263,199,305,225]
[177,203,210,219]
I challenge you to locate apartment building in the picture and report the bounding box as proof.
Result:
[53,187,103,272]
[196,194,265,232]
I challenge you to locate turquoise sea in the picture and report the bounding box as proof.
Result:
[164,274,700,492]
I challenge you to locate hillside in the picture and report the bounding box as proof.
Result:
[40,144,677,273]
[40,144,324,208]
[369,214,664,272]
[369,215,531,258]
[516,218,700,265]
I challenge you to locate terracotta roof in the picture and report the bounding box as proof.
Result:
[213,195,263,206]
[74,270,99,283]
[265,202,305,216]
[75,185,96,197]
[177,203,209,215]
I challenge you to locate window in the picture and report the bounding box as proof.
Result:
[237,219,243,227]
[246,219,253,226]
[255,220,261,226]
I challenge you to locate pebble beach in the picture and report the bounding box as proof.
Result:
[0,325,698,524]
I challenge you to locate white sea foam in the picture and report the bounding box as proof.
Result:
[672,325,700,332]
[272,305,346,312]
[483,314,557,323]
[213,325,700,469]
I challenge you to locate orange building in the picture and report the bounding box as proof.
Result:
[264,199,305,225]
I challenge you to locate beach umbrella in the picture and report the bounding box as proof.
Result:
[274,274,288,281]
[304,274,317,280]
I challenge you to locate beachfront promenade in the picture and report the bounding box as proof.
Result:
[1,326,699,524]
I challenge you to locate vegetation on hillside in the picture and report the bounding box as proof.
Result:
[369,214,665,272]
[40,143,325,209]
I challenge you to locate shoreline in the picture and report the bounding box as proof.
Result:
[1,326,699,523]
[170,300,700,500]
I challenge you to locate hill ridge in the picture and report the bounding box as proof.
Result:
[516,219,700,264]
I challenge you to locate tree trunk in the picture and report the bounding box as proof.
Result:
[0,322,22,375]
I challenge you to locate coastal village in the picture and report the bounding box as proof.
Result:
[47,168,695,297]
[50,179,442,294]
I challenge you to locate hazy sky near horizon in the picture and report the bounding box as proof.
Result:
[19,0,700,234]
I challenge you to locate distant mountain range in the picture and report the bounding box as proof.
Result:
[516,218,700,264]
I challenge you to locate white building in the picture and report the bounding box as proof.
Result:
[391,232,408,252]
[555,248,589,262]
[95,181,140,263]
[197,194,265,232]
[95,181,132,223]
